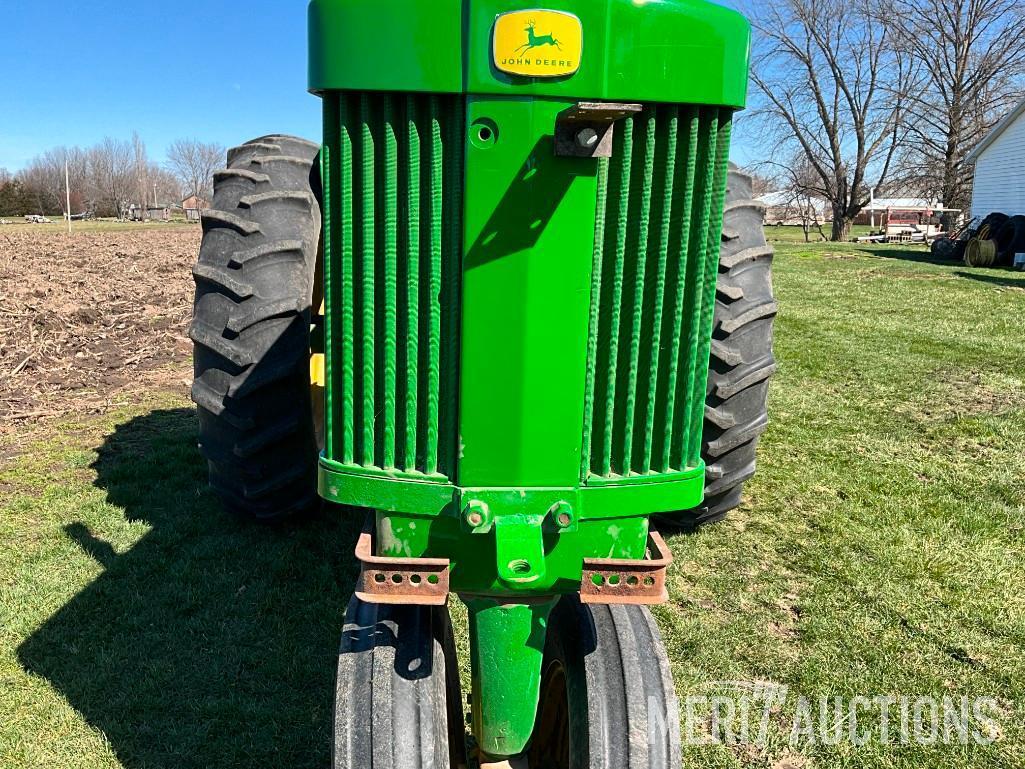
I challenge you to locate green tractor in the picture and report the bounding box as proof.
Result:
[190,1,776,766]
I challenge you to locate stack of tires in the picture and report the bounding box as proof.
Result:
[964,212,1025,268]
[995,214,1025,269]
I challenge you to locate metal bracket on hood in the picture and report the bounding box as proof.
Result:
[554,102,643,158]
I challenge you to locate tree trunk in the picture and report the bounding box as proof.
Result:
[830,207,852,241]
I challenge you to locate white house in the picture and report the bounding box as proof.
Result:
[967,97,1025,218]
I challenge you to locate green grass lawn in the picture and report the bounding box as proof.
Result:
[765,223,876,243]
[1,241,1023,768]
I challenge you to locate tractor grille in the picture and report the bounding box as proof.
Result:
[582,105,732,481]
[321,92,464,479]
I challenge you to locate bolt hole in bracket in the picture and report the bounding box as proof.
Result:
[554,101,643,158]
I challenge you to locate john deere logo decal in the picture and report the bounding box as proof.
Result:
[493,10,582,78]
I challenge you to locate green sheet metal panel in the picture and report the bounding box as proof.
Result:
[456,96,597,488]
[309,0,751,108]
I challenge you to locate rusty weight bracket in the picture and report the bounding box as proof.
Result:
[554,101,643,158]
[355,515,671,606]
[354,517,450,606]
[579,530,673,605]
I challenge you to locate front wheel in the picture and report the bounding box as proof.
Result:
[525,596,681,769]
[333,597,467,769]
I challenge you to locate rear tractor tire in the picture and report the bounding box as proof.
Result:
[190,135,322,520]
[659,166,777,530]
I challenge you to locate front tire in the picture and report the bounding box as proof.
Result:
[190,135,321,519]
[333,597,466,769]
[526,597,680,769]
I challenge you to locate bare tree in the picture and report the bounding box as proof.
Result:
[20,155,62,215]
[21,147,87,216]
[19,136,196,219]
[132,131,151,214]
[745,0,914,240]
[885,0,1025,221]
[166,138,224,202]
[89,138,134,219]
[149,164,182,207]
[770,155,832,242]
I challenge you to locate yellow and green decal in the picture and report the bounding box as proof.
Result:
[493,9,582,77]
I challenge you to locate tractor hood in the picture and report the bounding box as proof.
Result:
[308,0,750,108]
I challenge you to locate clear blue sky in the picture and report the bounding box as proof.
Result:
[1,1,755,171]
[1,1,320,171]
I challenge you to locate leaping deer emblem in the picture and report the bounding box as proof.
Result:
[515,20,563,54]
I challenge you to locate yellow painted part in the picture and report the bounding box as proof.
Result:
[310,353,326,387]
[493,10,582,77]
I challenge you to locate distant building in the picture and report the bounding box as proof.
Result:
[853,198,960,228]
[851,197,961,241]
[966,97,1025,218]
[183,195,209,222]
[757,191,828,226]
[128,204,170,222]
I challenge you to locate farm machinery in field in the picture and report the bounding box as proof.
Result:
[189,1,776,766]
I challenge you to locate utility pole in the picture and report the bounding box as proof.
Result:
[65,157,72,235]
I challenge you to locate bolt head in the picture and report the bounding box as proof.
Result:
[549,500,574,528]
[576,127,599,148]
[465,499,490,528]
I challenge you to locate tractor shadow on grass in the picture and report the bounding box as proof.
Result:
[952,269,1025,290]
[860,246,1025,287]
[859,245,963,267]
[18,407,362,769]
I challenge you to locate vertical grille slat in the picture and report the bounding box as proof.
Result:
[381,95,399,469]
[339,95,357,467]
[675,110,719,471]
[584,105,732,481]
[659,106,701,473]
[424,96,444,476]
[322,97,339,461]
[357,94,377,468]
[323,92,462,481]
[580,158,610,479]
[402,95,421,473]
[596,116,635,478]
